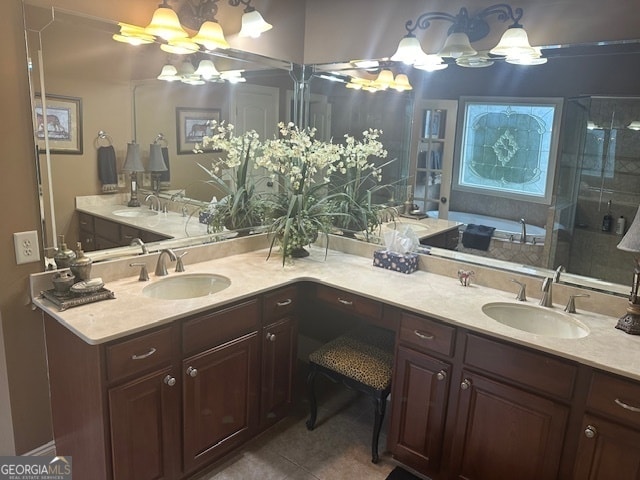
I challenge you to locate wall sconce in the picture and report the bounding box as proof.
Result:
[391,3,545,69]
[122,142,145,207]
[148,142,168,194]
[113,0,271,50]
[345,69,413,93]
[156,58,244,85]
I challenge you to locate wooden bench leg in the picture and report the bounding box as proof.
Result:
[306,367,318,430]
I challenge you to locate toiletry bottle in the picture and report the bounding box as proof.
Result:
[53,234,76,269]
[70,242,92,281]
[602,200,612,232]
[616,216,626,235]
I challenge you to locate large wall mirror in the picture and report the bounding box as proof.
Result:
[23,0,640,298]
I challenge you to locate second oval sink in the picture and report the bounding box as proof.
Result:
[142,274,231,300]
[113,208,158,218]
[482,302,590,339]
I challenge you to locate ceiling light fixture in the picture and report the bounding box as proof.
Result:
[392,3,543,70]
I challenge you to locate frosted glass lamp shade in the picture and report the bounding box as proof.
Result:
[490,26,536,58]
[145,5,188,41]
[374,69,394,89]
[238,10,272,38]
[390,36,427,65]
[157,64,180,81]
[618,206,640,252]
[123,142,144,172]
[627,121,640,131]
[148,144,167,172]
[160,38,200,55]
[195,60,220,80]
[192,21,230,50]
[112,23,155,45]
[437,32,477,58]
[392,74,412,91]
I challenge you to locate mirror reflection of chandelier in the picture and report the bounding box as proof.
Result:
[391,3,546,70]
[112,0,272,50]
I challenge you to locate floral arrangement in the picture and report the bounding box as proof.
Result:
[194,121,266,233]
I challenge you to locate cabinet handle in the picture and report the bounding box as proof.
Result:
[584,425,597,438]
[337,298,353,306]
[414,330,434,340]
[436,370,447,381]
[266,333,276,342]
[276,299,292,307]
[186,366,198,378]
[131,347,156,360]
[614,398,640,413]
[461,379,472,390]
[163,375,176,387]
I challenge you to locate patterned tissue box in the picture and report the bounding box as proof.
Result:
[373,250,419,274]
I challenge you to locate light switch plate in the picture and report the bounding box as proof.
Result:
[117,173,126,188]
[142,173,152,187]
[14,230,41,264]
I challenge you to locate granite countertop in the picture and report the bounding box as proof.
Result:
[31,245,640,383]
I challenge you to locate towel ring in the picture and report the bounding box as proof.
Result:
[154,133,168,147]
[95,130,113,148]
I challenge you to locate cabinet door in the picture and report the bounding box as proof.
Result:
[260,316,298,429]
[449,371,569,480]
[573,415,640,479]
[388,346,451,476]
[109,366,180,480]
[183,332,259,473]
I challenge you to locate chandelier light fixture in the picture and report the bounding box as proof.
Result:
[391,3,545,70]
[345,69,413,93]
[112,0,271,50]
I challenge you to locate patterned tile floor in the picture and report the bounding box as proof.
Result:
[190,370,398,480]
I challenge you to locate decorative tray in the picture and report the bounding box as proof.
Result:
[40,287,115,311]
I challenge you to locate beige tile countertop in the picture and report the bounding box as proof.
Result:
[31,240,640,383]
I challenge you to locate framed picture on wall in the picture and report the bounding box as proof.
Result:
[34,94,83,154]
[176,107,221,154]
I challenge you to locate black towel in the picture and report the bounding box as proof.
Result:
[97,145,118,193]
[462,223,496,250]
[159,146,171,189]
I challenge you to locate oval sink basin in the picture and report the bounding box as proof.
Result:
[482,302,590,339]
[113,209,158,218]
[142,274,231,300]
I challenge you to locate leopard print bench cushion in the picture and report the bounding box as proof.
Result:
[309,326,394,391]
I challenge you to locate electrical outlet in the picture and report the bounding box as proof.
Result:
[14,230,41,265]
[117,173,126,188]
[142,173,152,187]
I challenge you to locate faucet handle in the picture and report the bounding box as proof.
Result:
[510,279,527,301]
[175,251,188,272]
[130,262,149,281]
[565,293,590,313]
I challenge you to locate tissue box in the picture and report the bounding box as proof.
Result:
[373,250,419,274]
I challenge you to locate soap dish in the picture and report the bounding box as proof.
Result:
[71,280,105,294]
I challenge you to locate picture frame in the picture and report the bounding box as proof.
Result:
[34,94,83,154]
[176,107,221,154]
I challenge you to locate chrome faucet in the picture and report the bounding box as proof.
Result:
[539,277,553,307]
[155,249,176,276]
[554,265,565,283]
[145,194,161,211]
[519,218,527,244]
[510,279,527,301]
[130,237,148,254]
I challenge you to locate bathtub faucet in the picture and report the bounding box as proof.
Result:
[519,218,527,244]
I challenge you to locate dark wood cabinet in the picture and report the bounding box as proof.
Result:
[108,366,181,480]
[449,370,569,480]
[260,285,299,430]
[182,332,259,473]
[77,212,169,251]
[388,345,451,475]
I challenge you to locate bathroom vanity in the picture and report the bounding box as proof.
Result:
[31,240,640,480]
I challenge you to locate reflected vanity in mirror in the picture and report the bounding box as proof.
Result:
[23,0,640,299]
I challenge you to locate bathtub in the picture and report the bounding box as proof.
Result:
[427,210,546,244]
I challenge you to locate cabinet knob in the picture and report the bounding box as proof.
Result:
[436,370,447,381]
[461,379,472,390]
[186,366,198,378]
[266,333,276,342]
[584,425,597,439]
[163,375,176,387]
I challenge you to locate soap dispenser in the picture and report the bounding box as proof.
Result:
[53,235,76,269]
[70,242,92,281]
[602,200,613,232]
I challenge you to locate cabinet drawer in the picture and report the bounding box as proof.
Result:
[94,217,121,244]
[78,212,94,231]
[587,372,640,429]
[106,327,175,382]
[315,284,382,321]
[464,334,577,400]
[399,312,455,357]
[183,299,260,355]
[263,285,298,323]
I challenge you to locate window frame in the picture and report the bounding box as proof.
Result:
[452,96,564,205]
